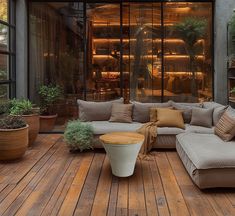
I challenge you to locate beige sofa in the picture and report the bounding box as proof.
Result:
[77,99,235,188]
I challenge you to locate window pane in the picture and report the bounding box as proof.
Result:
[0,84,9,100]
[0,23,8,51]
[0,54,8,80]
[0,0,8,22]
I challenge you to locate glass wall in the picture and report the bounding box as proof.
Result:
[0,0,15,102]
[29,1,213,131]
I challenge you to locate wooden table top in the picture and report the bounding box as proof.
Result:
[99,132,145,145]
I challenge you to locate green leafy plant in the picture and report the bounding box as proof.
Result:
[230,87,235,94]
[173,17,207,97]
[0,100,11,115]
[0,115,27,129]
[64,120,94,152]
[9,98,36,115]
[38,84,62,115]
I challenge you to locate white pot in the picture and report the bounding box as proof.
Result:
[102,141,143,177]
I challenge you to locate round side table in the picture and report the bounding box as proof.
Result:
[99,132,144,177]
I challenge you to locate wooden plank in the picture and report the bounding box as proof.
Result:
[107,175,119,216]
[155,153,190,216]
[73,153,105,216]
[90,156,113,216]
[141,159,159,216]
[15,144,73,216]
[128,159,147,216]
[149,157,170,216]
[58,152,94,216]
[167,152,217,216]
[41,154,83,216]
[116,177,128,216]
[1,137,64,216]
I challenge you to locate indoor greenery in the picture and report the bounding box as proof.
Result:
[0,115,27,129]
[230,87,235,94]
[64,120,94,152]
[38,84,62,115]
[173,17,207,97]
[9,98,35,115]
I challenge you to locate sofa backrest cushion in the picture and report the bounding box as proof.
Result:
[77,98,123,121]
[109,103,133,123]
[170,101,202,123]
[203,101,228,126]
[132,101,171,123]
[215,107,235,141]
[190,107,213,128]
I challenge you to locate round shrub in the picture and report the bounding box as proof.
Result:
[64,120,94,152]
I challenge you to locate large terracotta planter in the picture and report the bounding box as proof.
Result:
[0,125,29,161]
[39,114,58,132]
[22,114,39,146]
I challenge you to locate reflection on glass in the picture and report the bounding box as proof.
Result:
[163,2,212,102]
[29,2,84,130]
[0,24,8,51]
[0,54,8,80]
[123,3,162,102]
[0,84,9,100]
[86,3,121,101]
[0,0,8,22]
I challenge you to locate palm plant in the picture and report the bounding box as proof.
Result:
[173,17,207,97]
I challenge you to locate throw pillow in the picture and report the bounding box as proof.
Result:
[215,109,235,141]
[77,98,123,121]
[109,103,133,123]
[132,101,171,123]
[150,107,172,122]
[156,108,185,129]
[213,105,228,126]
[190,107,213,128]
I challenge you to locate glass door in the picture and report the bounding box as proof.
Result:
[122,3,162,102]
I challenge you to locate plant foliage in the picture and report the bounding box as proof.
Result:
[0,115,27,129]
[38,84,62,115]
[229,12,235,35]
[9,98,35,115]
[64,120,94,152]
[0,100,11,115]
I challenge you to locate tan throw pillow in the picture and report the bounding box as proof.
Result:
[156,108,185,129]
[109,103,133,123]
[190,108,213,128]
[215,107,235,141]
[150,107,172,122]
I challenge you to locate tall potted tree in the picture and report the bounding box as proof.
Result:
[9,98,39,146]
[39,84,62,132]
[173,17,207,97]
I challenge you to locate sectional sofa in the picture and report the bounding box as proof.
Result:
[77,99,235,189]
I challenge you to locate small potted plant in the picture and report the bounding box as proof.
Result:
[64,120,94,152]
[230,87,235,98]
[0,115,28,161]
[39,84,62,132]
[9,98,39,146]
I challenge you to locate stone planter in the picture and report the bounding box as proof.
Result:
[39,114,58,132]
[0,125,29,161]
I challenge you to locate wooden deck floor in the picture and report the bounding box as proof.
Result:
[1,135,235,216]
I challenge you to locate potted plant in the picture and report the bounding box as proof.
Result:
[173,17,207,97]
[9,98,39,146]
[64,120,94,152]
[39,84,62,132]
[230,87,235,98]
[0,115,28,161]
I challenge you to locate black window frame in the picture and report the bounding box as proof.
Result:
[0,0,16,99]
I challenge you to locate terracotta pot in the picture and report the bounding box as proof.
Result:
[22,114,39,146]
[39,114,58,132]
[0,125,29,161]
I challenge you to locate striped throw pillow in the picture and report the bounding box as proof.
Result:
[215,112,235,141]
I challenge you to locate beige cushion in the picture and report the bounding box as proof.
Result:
[157,127,185,135]
[190,107,213,128]
[156,108,185,129]
[185,124,214,134]
[150,107,172,122]
[109,103,133,123]
[213,105,228,126]
[215,108,235,141]
[132,101,170,123]
[77,98,123,121]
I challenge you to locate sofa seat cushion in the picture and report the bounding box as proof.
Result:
[157,127,185,135]
[89,121,143,135]
[176,133,235,188]
[185,124,214,134]
[177,133,235,169]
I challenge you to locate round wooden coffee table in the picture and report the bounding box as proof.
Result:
[99,132,144,177]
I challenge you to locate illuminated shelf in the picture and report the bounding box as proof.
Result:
[93,71,203,75]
